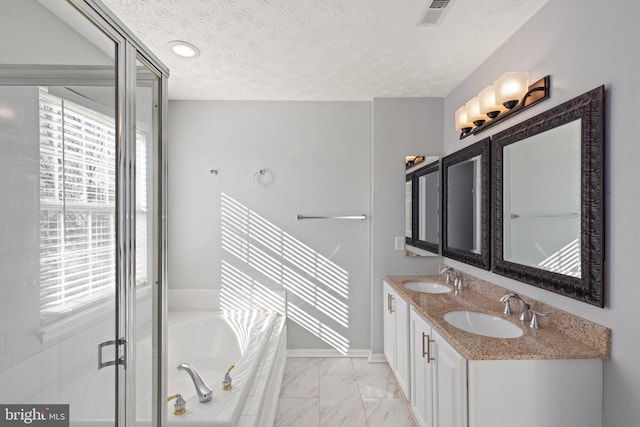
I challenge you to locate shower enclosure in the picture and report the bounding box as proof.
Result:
[0,0,168,425]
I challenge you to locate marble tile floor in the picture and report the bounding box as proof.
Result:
[274,357,417,427]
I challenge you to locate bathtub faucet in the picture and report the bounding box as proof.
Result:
[177,363,213,403]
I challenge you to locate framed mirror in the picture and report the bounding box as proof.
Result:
[492,86,604,307]
[441,138,491,269]
[405,173,414,244]
[405,156,439,256]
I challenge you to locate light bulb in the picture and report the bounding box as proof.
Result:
[455,106,473,132]
[465,97,485,126]
[495,72,529,109]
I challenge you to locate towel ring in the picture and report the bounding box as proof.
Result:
[253,169,273,188]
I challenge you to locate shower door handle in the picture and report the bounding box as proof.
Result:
[98,338,127,369]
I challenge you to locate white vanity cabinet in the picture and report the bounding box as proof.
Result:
[407,308,603,427]
[410,307,467,427]
[383,280,410,399]
[383,276,607,427]
[466,359,603,427]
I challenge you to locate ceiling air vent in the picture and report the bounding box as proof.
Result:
[418,0,456,26]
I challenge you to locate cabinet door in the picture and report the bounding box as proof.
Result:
[395,294,410,399]
[410,309,435,427]
[383,281,396,369]
[433,329,467,427]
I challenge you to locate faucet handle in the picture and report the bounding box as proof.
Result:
[222,365,235,391]
[502,300,512,315]
[499,293,517,315]
[167,394,187,415]
[519,303,531,321]
[440,267,453,284]
[529,309,549,329]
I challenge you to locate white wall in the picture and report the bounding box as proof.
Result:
[168,101,372,351]
[370,97,444,354]
[0,0,113,65]
[443,0,640,425]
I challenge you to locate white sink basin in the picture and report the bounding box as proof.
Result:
[444,311,523,338]
[404,281,452,294]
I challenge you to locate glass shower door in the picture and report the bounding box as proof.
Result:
[133,57,162,425]
[0,0,119,424]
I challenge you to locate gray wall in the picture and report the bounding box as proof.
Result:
[370,97,444,354]
[443,0,640,425]
[169,98,444,355]
[168,101,372,351]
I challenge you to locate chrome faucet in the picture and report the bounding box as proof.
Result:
[453,271,464,290]
[440,267,454,284]
[177,363,213,403]
[499,293,530,321]
[440,267,464,290]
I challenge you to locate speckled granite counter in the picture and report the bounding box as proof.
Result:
[384,272,610,361]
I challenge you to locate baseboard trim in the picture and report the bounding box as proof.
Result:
[368,352,387,363]
[286,349,371,358]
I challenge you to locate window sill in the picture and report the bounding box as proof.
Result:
[38,284,152,344]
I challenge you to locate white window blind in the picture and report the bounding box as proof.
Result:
[39,88,148,323]
[39,89,116,322]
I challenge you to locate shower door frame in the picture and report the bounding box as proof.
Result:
[67,1,170,424]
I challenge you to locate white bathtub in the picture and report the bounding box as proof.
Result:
[167,310,286,427]
[29,308,285,427]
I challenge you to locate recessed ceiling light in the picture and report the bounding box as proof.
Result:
[168,40,201,58]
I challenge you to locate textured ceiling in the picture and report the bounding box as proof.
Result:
[101,0,548,100]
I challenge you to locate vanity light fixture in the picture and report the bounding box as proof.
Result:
[168,40,201,58]
[455,72,550,139]
[465,96,485,127]
[495,72,530,109]
[405,155,425,168]
[455,105,473,136]
[478,85,505,119]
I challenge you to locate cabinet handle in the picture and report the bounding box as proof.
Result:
[387,293,391,312]
[389,295,394,313]
[422,332,435,363]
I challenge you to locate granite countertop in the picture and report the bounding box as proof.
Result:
[384,274,610,361]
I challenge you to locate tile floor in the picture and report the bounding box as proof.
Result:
[274,358,417,427]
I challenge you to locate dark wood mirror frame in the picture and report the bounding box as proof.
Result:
[413,161,440,254]
[441,137,491,270]
[405,173,417,248]
[492,86,605,307]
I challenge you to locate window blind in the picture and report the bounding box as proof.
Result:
[39,88,153,323]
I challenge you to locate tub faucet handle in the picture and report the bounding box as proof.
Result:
[222,365,235,391]
[167,394,186,415]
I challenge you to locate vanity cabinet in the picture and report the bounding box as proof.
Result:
[383,281,410,399]
[405,309,603,427]
[410,308,467,427]
[383,276,607,427]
